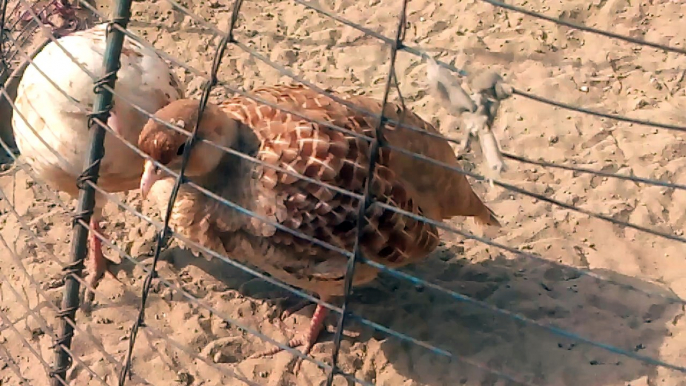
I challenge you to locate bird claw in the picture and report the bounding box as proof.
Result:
[250,335,311,373]
[81,222,122,310]
[280,298,313,319]
[250,303,329,373]
[81,250,121,310]
[86,253,121,288]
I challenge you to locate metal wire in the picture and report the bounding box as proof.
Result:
[294,0,686,135]
[2,0,686,384]
[511,88,686,133]
[0,146,251,386]
[0,34,485,379]
[327,1,407,384]
[10,15,686,382]
[481,0,686,55]
[12,0,686,378]
[502,152,686,192]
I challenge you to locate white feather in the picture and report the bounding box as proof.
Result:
[12,24,184,211]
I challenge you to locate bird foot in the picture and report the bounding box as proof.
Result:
[81,221,122,310]
[251,303,329,373]
[251,336,312,374]
[280,298,313,319]
[271,298,314,336]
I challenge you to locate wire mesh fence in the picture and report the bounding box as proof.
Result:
[1,0,685,385]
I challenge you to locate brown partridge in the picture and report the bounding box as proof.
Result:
[136,84,500,365]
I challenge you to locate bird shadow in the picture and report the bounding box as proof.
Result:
[348,245,684,386]
[121,242,684,386]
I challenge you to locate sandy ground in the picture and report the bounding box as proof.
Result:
[1,0,686,385]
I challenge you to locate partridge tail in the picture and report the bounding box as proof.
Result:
[473,205,501,228]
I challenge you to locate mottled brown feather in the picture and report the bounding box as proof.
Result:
[141,84,499,296]
[216,84,497,267]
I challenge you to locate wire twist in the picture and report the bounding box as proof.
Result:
[326,1,408,384]
[4,0,686,384]
[118,0,244,384]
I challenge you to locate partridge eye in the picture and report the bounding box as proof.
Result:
[176,143,186,156]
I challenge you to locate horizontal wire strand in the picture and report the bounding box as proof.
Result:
[502,152,686,191]
[0,265,110,386]
[5,0,686,380]
[480,0,686,55]
[9,0,683,316]
[0,169,259,386]
[291,0,686,134]
[0,311,70,386]
[512,88,686,133]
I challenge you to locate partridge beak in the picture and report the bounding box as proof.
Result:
[140,160,162,200]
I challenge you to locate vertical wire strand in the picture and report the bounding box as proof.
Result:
[50,1,134,384]
[117,0,244,383]
[325,1,408,384]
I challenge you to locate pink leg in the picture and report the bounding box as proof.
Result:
[252,301,330,372]
[86,218,120,290]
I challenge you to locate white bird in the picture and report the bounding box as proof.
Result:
[12,23,184,294]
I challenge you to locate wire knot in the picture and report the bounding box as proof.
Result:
[93,69,119,95]
[106,16,129,35]
[75,159,101,190]
[49,360,72,380]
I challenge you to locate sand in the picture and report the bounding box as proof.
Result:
[1,0,686,385]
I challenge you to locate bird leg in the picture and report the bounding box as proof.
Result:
[251,300,330,372]
[85,218,121,291]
